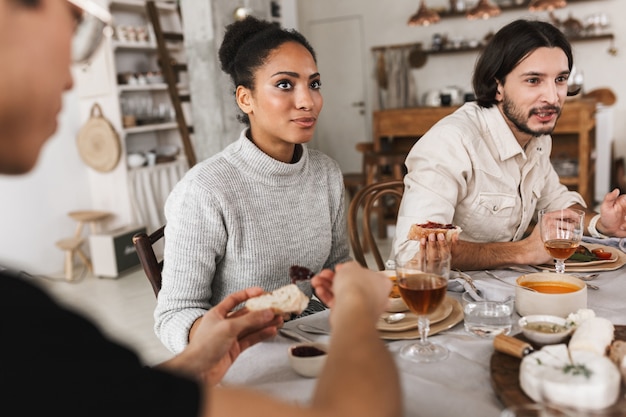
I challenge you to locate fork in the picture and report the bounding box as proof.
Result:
[453,269,483,299]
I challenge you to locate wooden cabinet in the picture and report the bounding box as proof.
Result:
[551,99,596,206]
[373,99,597,206]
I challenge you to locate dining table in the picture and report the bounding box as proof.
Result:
[222,263,626,417]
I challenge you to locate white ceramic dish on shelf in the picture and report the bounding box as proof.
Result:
[127,152,146,168]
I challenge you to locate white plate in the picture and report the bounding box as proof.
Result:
[377,297,454,332]
[538,243,626,272]
[378,298,464,340]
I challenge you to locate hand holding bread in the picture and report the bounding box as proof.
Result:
[408,221,461,242]
[245,284,309,315]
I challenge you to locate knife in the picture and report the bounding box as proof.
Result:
[279,328,313,343]
[493,334,534,359]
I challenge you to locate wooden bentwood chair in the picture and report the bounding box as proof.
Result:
[348,179,405,271]
[132,225,165,296]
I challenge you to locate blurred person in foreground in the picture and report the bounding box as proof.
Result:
[393,19,626,270]
[0,1,401,417]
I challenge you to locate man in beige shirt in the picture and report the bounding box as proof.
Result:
[394,19,626,270]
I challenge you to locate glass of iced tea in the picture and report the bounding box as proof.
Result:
[539,208,585,274]
[395,239,451,363]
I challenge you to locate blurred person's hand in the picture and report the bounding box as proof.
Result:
[312,261,391,324]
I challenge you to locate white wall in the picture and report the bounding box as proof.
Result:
[297,0,626,171]
[0,90,92,275]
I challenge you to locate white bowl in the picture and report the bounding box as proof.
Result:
[287,342,328,378]
[381,270,409,313]
[515,272,587,318]
[155,144,179,157]
[127,153,146,168]
[519,314,573,345]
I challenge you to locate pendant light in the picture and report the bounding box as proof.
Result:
[407,0,441,26]
[233,7,252,20]
[466,0,501,20]
[234,0,253,21]
[529,0,568,12]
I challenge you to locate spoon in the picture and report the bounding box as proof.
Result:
[484,270,538,292]
[296,324,331,335]
[383,312,406,324]
[573,273,599,281]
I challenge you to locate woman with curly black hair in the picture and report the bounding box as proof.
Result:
[155,17,351,353]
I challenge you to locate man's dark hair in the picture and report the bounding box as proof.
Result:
[472,19,574,108]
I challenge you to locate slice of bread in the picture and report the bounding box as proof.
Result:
[407,222,462,242]
[609,340,626,364]
[245,284,309,315]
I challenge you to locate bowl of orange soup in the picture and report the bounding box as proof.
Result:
[515,272,587,318]
[381,270,409,313]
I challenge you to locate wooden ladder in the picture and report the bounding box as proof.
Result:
[146,1,196,167]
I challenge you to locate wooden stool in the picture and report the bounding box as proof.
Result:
[55,210,111,280]
[55,236,92,281]
[68,210,112,237]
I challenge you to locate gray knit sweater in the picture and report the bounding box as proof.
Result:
[154,130,351,353]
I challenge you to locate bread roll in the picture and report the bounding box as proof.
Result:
[245,284,309,315]
[608,340,626,380]
[408,222,462,242]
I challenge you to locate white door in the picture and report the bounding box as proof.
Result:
[303,16,368,173]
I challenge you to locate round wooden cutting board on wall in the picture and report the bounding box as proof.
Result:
[76,103,121,173]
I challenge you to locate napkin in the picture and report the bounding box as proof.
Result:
[449,270,483,301]
[582,236,626,253]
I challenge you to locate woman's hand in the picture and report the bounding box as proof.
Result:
[175,287,282,384]
[311,268,336,308]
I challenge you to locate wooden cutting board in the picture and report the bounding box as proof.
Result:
[490,325,626,413]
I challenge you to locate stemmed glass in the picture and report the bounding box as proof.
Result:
[538,208,585,274]
[395,239,451,363]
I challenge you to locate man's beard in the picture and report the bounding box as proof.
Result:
[502,96,561,138]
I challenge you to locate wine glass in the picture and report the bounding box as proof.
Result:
[395,239,451,363]
[538,208,585,274]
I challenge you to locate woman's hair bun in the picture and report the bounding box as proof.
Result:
[219,16,275,76]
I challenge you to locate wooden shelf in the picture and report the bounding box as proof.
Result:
[119,83,168,93]
[437,0,598,18]
[372,99,598,206]
[372,32,613,55]
[110,0,176,12]
[371,0,615,56]
[123,122,178,135]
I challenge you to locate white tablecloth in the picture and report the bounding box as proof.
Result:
[222,268,626,417]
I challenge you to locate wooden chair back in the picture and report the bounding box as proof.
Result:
[132,225,165,296]
[348,179,404,270]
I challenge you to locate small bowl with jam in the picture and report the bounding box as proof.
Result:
[519,314,574,345]
[515,272,587,318]
[287,342,328,378]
